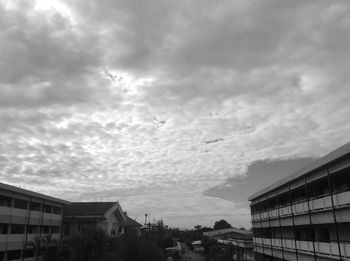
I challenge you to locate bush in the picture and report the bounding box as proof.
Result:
[69,228,108,261]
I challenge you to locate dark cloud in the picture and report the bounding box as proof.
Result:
[204,158,314,207]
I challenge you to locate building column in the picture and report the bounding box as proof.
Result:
[303,176,317,261]
[275,191,285,261]
[266,197,274,258]
[5,197,14,253]
[326,164,342,261]
[288,183,299,261]
[258,198,265,257]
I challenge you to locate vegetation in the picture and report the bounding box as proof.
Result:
[47,228,165,261]
[46,219,246,261]
[213,219,232,230]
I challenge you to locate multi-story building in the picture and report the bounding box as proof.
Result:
[63,202,141,238]
[249,142,350,261]
[0,182,69,261]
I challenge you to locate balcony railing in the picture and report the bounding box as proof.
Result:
[253,237,350,259]
[252,190,350,221]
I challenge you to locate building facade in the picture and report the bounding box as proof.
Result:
[63,202,141,238]
[249,142,350,261]
[0,182,69,261]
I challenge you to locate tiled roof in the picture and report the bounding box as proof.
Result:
[123,216,142,227]
[64,202,116,216]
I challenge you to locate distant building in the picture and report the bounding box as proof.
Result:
[0,182,69,261]
[63,202,142,238]
[204,228,254,261]
[249,142,350,261]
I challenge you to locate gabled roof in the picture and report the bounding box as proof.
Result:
[122,216,142,227]
[64,202,116,216]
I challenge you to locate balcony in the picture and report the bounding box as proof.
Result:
[253,237,350,259]
[252,190,350,222]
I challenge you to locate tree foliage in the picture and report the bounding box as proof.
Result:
[213,219,232,230]
[54,228,165,261]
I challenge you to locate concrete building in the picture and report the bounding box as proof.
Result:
[204,228,254,261]
[0,182,69,261]
[63,202,142,238]
[249,142,350,261]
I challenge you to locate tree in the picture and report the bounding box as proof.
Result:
[120,233,165,261]
[213,220,232,230]
[25,235,53,261]
[201,236,217,254]
[160,235,174,250]
[194,225,202,230]
[69,228,108,261]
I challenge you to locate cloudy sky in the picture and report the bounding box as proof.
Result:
[1,0,350,228]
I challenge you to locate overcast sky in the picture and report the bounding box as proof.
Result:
[1,0,350,228]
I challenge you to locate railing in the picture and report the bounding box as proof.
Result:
[252,190,350,221]
[253,237,350,258]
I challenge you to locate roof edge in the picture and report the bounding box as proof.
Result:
[248,141,350,201]
[0,182,70,205]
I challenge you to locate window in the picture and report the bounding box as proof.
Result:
[30,202,41,211]
[51,226,60,234]
[278,192,290,206]
[23,249,35,258]
[63,222,70,236]
[332,168,350,193]
[0,195,12,207]
[316,227,330,242]
[27,225,39,234]
[13,198,28,209]
[295,227,315,241]
[10,224,25,234]
[41,226,50,234]
[43,204,52,213]
[0,224,9,234]
[291,186,306,203]
[7,250,21,260]
[52,206,62,215]
[308,177,329,198]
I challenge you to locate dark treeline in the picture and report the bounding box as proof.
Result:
[44,228,165,261]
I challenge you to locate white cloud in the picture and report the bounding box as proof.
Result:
[1,0,350,228]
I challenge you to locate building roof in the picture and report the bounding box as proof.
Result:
[122,216,142,227]
[248,141,350,201]
[204,228,252,240]
[0,182,70,205]
[218,231,252,240]
[64,202,116,216]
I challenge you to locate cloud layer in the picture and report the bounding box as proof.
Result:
[1,0,350,228]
